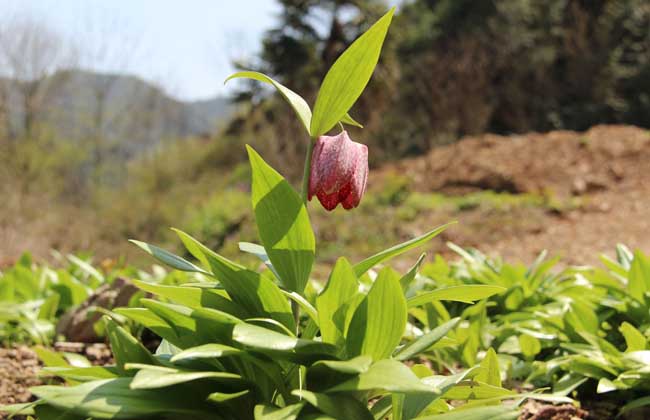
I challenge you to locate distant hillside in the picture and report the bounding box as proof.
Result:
[2,69,234,158]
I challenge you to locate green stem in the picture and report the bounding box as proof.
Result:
[300,138,315,203]
[293,137,314,332]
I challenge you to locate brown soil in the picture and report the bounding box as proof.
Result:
[377,125,650,264]
[0,342,112,417]
[0,346,41,407]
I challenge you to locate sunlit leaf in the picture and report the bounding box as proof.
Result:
[353,223,454,277]
[247,146,315,294]
[347,267,406,360]
[310,8,395,136]
[225,71,312,133]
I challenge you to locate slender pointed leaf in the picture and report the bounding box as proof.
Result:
[226,71,312,133]
[408,285,505,307]
[310,8,395,136]
[354,223,454,277]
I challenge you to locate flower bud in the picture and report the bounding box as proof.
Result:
[308,131,368,211]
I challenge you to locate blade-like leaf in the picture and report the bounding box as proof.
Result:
[310,356,373,375]
[476,348,501,387]
[247,146,315,294]
[130,366,243,389]
[346,267,406,361]
[317,257,359,345]
[395,318,461,361]
[327,359,435,394]
[628,250,650,302]
[105,318,157,374]
[310,8,395,136]
[226,71,312,133]
[354,223,454,277]
[340,113,363,128]
[407,285,505,307]
[31,378,213,418]
[233,323,337,363]
[173,229,295,331]
[620,321,647,352]
[132,280,246,318]
[171,344,243,362]
[129,240,208,274]
[400,253,426,292]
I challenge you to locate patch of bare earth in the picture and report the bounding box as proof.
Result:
[378,125,650,263]
[0,346,41,407]
[0,343,112,418]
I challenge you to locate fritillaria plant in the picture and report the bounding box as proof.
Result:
[1,8,532,420]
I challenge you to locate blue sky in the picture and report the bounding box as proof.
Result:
[0,0,282,100]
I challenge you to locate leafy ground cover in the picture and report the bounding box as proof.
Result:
[3,244,650,418]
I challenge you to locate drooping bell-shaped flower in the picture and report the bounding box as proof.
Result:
[308,130,368,211]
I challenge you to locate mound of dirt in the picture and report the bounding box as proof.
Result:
[376,125,650,264]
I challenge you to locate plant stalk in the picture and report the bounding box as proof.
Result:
[300,138,315,204]
[293,137,315,332]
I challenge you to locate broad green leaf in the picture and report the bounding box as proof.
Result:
[327,359,435,394]
[226,71,312,133]
[105,318,156,374]
[141,299,240,346]
[306,356,373,394]
[254,403,305,420]
[233,323,336,364]
[408,285,505,307]
[317,257,359,345]
[33,346,69,367]
[129,240,209,274]
[130,366,243,389]
[41,366,119,382]
[132,280,246,319]
[247,146,315,294]
[173,229,295,331]
[0,403,35,416]
[620,321,647,352]
[519,334,541,358]
[310,355,373,375]
[171,344,243,362]
[310,8,395,136]
[347,267,406,360]
[353,223,454,277]
[38,293,60,320]
[395,318,460,361]
[553,374,589,396]
[114,308,182,347]
[293,390,372,420]
[566,300,598,334]
[392,364,441,420]
[476,348,501,387]
[629,251,650,302]
[441,381,515,400]
[31,378,213,418]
